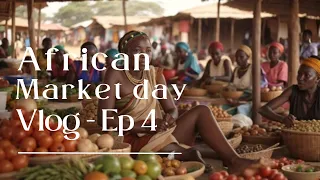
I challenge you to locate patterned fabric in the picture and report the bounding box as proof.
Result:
[301,57,320,74]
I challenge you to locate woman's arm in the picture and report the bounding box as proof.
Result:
[215,60,232,82]
[97,69,150,134]
[259,86,293,123]
[156,70,179,120]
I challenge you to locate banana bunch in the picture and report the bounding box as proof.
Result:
[18,159,94,180]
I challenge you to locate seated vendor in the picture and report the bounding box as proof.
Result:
[260,56,320,127]
[51,45,75,82]
[261,42,288,88]
[175,42,202,83]
[67,42,105,91]
[37,38,52,70]
[200,42,233,85]
[0,38,10,58]
[98,30,262,174]
[224,45,268,116]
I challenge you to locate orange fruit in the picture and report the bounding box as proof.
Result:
[84,171,108,180]
[133,160,148,175]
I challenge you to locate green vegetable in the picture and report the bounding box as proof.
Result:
[296,166,303,172]
[187,167,199,173]
[306,168,315,173]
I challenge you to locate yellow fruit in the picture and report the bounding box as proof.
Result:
[133,160,148,175]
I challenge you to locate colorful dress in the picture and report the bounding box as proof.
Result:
[117,66,181,152]
[261,61,288,87]
[74,60,104,84]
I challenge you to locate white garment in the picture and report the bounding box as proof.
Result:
[209,55,232,77]
[233,64,252,90]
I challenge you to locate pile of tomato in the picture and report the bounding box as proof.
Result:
[271,157,304,170]
[209,166,288,180]
[0,108,78,174]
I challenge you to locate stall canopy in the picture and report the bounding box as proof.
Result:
[92,16,151,29]
[225,0,320,17]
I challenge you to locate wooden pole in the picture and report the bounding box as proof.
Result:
[37,5,41,48]
[197,19,202,53]
[5,20,8,38]
[11,0,16,58]
[122,0,128,32]
[230,19,235,53]
[28,0,36,78]
[252,0,262,124]
[215,0,221,41]
[288,0,299,85]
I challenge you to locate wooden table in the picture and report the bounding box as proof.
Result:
[178,96,228,106]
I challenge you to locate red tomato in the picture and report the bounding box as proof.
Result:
[39,135,54,149]
[269,169,279,179]
[52,132,64,143]
[20,137,37,152]
[0,140,12,149]
[5,145,18,160]
[33,130,50,141]
[254,175,262,180]
[0,126,13,140]
[11,108,29,121]
[226,175,238,180]
[296,159,304,164]
[10,119,22,128]
[34,147,48,157]
[12,154,28,170]
[273,173,285,180]
[13,128,27,142]
[49,143,65,152]
[237,177,245,180]
[220,171,229,177]
[209,172,224,180]
[279,157,287,162]
[243,168,257,178]
[0,160,14,173]
[245,177,255,180]
[0,148,5,160]
[63,140,77,152]
[31,119,40,130]
[259,166,272,177]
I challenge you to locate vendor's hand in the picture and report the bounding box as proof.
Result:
[163,114,176,128]
[282,114,295,127]
[226,98,239,106]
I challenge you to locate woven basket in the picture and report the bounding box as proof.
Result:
[216,117,233,122]
[261,91,282,102]
[205,83,228,94]
[0,171,20,180]
[218,121,234,136]
[282,129,320,161]
[183,88,207,97]
[242,135,282,146]
[239,143,282,160]
[161,161,205,180]
[56,94,80,102]
[221,91,244,100]
[228,133,242,149]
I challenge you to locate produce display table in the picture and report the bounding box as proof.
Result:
[44,101,82,110]
[178,97,228,106]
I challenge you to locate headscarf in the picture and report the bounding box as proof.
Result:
[105,48,123,66]
[54,45,66,52]
[175,42,201,74]
[237,45,252,59]
[209,41,224,52]
[301,57,320,75]
[269,42,284,54]
[118,31,147,53]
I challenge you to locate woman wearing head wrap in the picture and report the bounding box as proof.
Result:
[261,42,288,87]
[175,42,201,83]
[36,37,52,70]
[98,30,261,173]
[51,45,75,82]
[224,45,268,117]
[105,48,123,68]
[260,56,320,127]
[200,41,233,84]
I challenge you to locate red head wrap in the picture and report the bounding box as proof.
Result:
[269,42,284,54]
[209,41,224,52]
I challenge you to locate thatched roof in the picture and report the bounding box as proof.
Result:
[225,0,320,17]
[70,20,93,29]
[179,3,273,19]
[92,16,151,29]
[0,1,47,21]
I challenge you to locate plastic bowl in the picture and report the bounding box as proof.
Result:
[282,164,320,180]
[4,75,33,86]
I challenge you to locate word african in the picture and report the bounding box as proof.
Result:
[19,47,151,71]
